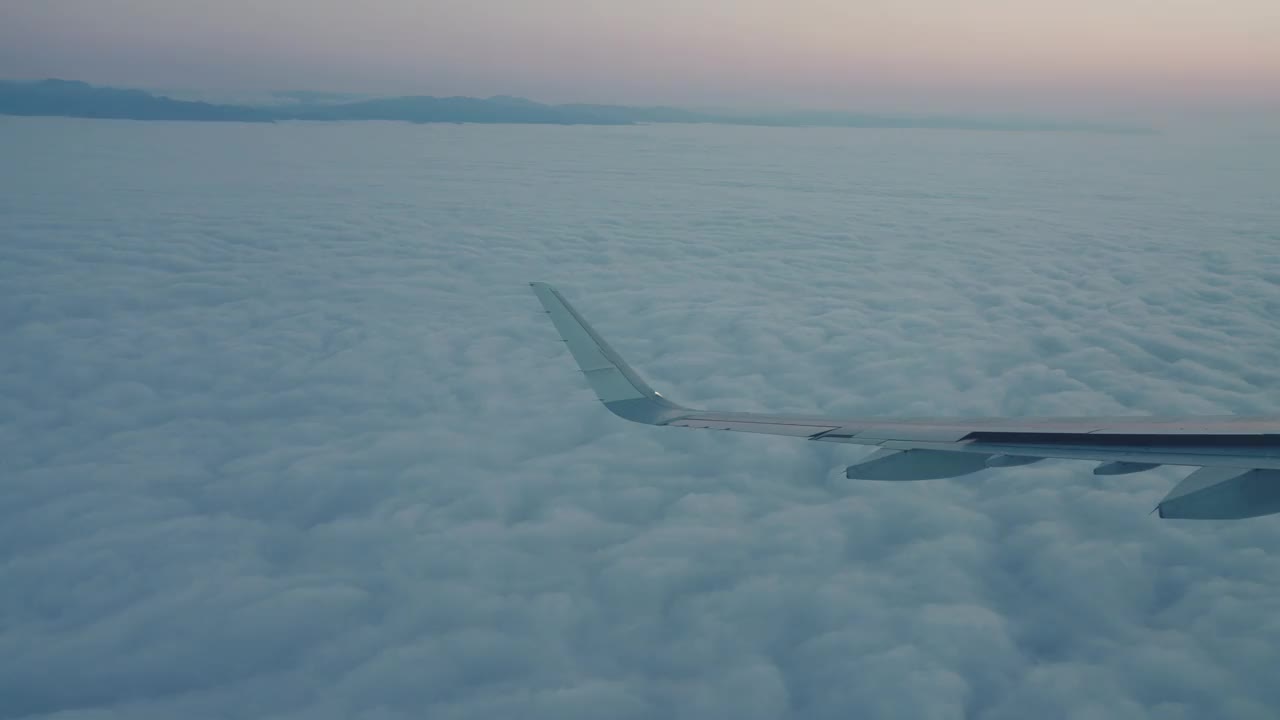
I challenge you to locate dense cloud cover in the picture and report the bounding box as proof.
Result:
[2,118,1279,719]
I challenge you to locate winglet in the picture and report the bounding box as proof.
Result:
[530,283,688,425]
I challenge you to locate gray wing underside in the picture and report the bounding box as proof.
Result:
[530,283,1280,519]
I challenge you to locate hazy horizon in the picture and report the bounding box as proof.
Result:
[2,1,1277,122]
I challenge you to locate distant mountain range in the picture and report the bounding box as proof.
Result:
[0,79,1152,133]
[0,79,274,122]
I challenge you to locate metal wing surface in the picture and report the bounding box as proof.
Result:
[530,283,1280,519]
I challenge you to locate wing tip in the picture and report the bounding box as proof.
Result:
[530,283,692,426]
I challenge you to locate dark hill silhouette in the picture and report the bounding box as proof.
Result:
[0,79,273,122]
[0,79,1152,133]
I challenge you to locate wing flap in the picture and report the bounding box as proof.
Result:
[860,438,1280,470]
[845,448,992,480]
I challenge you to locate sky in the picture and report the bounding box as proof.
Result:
[1,0,1278,115]
[3,116,1280,718]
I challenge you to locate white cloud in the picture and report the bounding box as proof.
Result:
[2,118,1279,719]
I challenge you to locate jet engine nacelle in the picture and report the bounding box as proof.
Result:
[1158,467,1280,519]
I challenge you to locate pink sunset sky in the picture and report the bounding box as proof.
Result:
[2,0,1277,115]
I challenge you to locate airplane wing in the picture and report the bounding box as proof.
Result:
[530,283,1280,520]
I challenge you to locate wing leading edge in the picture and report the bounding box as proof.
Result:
[530,283,1280,519]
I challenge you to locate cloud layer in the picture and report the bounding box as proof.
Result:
[2,118,1279,719]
